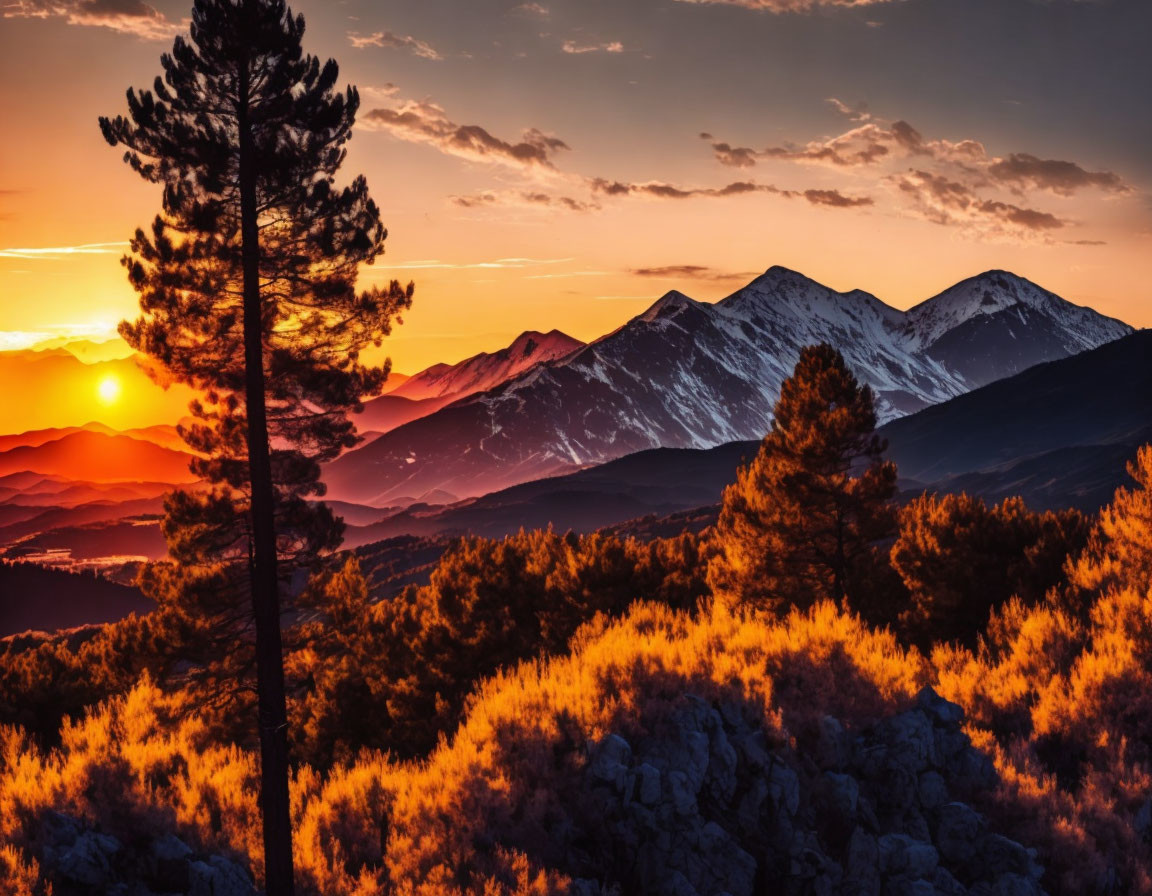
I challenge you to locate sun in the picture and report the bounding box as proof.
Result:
[96,374,122,405]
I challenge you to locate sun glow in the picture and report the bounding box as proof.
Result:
[96,374,122,405]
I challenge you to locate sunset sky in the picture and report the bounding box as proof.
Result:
[1,0,1150,382]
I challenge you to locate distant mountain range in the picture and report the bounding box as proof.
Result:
[0,429,196,484]
[339,329,1150,544]
[0,266,1138,579]
[325,268,1131,504]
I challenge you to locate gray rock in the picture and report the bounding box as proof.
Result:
[591,734,633,788]
[935,802,983,865]
[636,762,662,805]
[878,834,938,880]
[824,771,860,819]
[767,760,800,817]
[188,855,256,896]
[971,873,1043,896]
[932,865,968,896]
[815,715,851,770]
[976,833,1032,879]
[916,688,965,727]
[57,830,122,887]
[883,877,935,896]
[877,711,936,772]
[846,827,881,891]
[151,833,193,863]
[917,771,949,811]
[669,769,697,816]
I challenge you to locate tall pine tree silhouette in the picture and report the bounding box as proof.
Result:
[708,344,897,614]
[100,2,412,891]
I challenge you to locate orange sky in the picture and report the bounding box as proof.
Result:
[1,0,1150,434]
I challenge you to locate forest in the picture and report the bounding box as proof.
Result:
[2,342,1150,896]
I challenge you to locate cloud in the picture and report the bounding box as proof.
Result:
[673,0,898,11]
[513,2,549,14]
[348,30,442,60]
[562,39,625,54]
[0,241,126,259]
[826,97,871,122]
[360,97,569,170]
[590,177,871,208]
[802,189,873,208]
[451,190,599,212]
[630,265,760,281]
[987,153,1127,196]
[703,119,984,169]
[892,170,1066,237]
[704,107,1130,242]
[2,0,180,39]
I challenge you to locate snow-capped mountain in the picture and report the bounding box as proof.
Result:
[325,267,1132,504]
[900,271,1133,387]
[387,329,583,401]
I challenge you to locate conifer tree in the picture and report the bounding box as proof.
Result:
[99,1,412,891]
[708,344,897,614]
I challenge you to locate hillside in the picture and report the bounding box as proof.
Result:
[882,329,1152,509]
[341,441,757,545]
[0,561,151,636]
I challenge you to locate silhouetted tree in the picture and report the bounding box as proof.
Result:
[99,0,412,891]
[708,344,897,614]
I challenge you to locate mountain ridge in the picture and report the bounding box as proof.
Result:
[327,267,1132,504]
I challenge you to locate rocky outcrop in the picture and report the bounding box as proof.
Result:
[32,811,255,896]
[567,687,1045,896]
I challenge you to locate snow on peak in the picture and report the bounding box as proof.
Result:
[637,290,700,323]
[903,270,1130,350]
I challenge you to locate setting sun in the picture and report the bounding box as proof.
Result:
[96,374,122,405]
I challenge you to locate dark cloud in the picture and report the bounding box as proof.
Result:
[590,177,871,208]
[451,190,598,212]
[802,189,874,208]
[705,107,1126,242]
[987,153,1127,196]
[591,178,776,199]
[361,99,569,170]
[3,0,179,39]
[348,30,442,60]
[630,265,760,280]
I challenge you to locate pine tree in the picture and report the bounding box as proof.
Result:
[99,2,412,891]
[707,343,897,614]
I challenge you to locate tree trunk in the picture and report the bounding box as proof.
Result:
[238,51,296,896]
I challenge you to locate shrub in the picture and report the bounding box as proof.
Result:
[892,493,1089,647]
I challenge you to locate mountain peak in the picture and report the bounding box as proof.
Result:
[904,269,1132,355]
[751,265,821,289]
[638,290,699,323]
[508,329,582,359]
